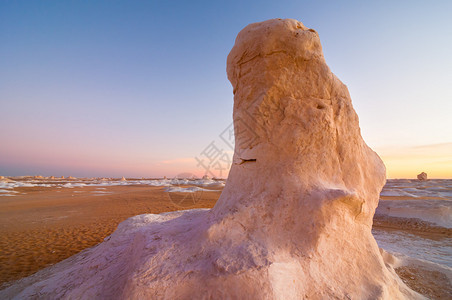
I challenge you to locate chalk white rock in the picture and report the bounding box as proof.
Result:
[121,176,127,181]
[0,177,15,183]
[417,172,427,181]
[0,19,421,299]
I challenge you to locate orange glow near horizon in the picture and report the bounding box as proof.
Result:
[160,143,452,179]
[376,143,452,179]
[1,141,450,179]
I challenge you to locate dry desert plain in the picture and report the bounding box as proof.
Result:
[0,179,450,299]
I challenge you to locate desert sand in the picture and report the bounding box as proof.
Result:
[0,184,221,288]
[0,184,450,298]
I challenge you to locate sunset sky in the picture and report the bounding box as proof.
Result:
[1,1,451,178]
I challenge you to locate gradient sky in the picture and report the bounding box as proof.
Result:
[1,0,451,178]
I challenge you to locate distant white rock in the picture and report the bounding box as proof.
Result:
[202,174,210,180]
[0,19,421,299]
[120,176,127,181]
[417,172,428,181]
[0,177,14,183]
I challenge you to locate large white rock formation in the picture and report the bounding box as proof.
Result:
[1,19,421,299]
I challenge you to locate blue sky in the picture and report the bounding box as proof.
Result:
[1,0,451,178]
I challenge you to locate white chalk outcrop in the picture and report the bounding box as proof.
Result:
[0,177,14,183]
[0,19,421,299]
[417,172,427,181]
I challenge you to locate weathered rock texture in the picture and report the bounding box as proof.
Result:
[417,172,428,181]
[0,19,421,299]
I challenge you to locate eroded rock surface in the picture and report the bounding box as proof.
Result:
[417,172,428,181]
[0,19,421,300]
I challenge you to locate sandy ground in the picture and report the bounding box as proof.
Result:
[0,185,220,288]
[373,215,452,239]
[0,186,450,298]
[396,265,452,299]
